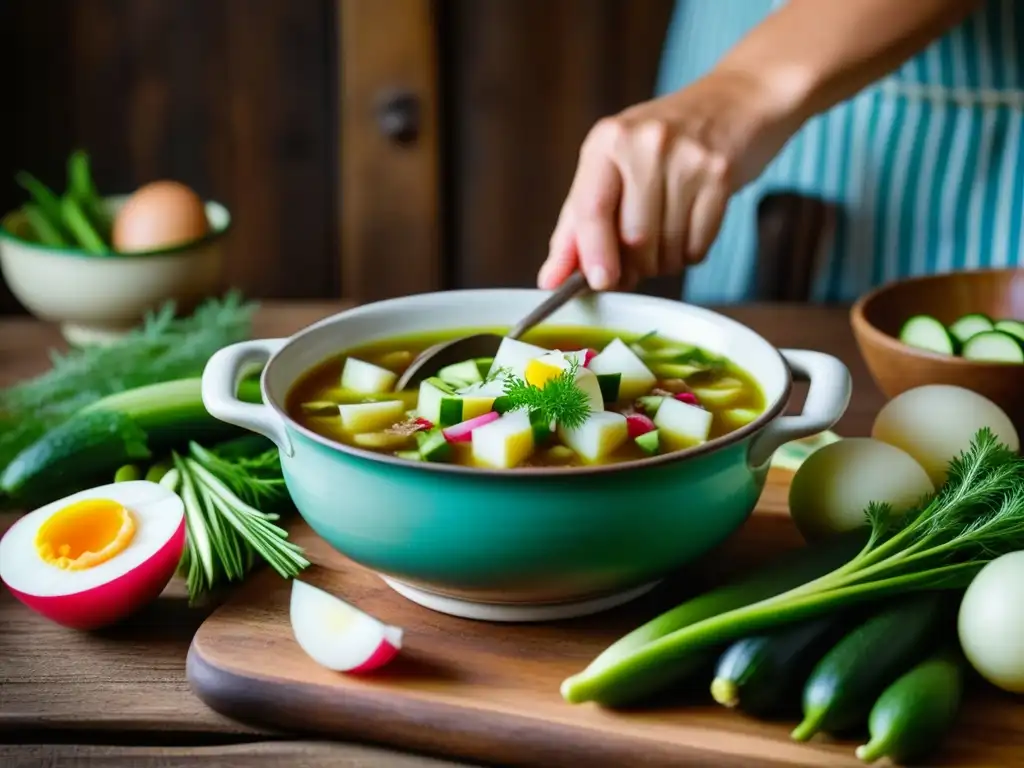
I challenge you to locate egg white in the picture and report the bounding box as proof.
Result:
[0,481,184,597]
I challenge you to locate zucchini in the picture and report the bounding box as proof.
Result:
[596,372,621,402]
[576,528,871,707]
[948,312,993,344]
[994,318,1024,342]
[855,646,965,765]
[791,592,951,741]
[710,614,850,718]
[961,330,1024,363]
[898,315,958,356]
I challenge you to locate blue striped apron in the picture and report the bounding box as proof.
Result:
[657,0,1024,304]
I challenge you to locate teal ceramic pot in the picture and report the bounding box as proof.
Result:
[201,290,851,621]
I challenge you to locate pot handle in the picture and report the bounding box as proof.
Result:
[201,338,294,457]
[748,349,851,467]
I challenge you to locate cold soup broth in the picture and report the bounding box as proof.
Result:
[285,326,766,469]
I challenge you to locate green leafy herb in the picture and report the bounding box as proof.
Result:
[562,428,1024,705]
[158,439,308,602]
[0,293,256,471]
[501,358,591,430]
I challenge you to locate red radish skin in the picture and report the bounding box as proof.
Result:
[442,411,500,443]
[349,637,402,673]
[675,392,700,406]
[626,413,656,438]
[414,417,434,430]
[583,348,598,367]
[5,517,186,631]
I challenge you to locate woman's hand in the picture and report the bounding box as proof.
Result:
[538,68,800,292]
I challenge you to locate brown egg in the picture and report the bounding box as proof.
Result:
[112,180,209,253]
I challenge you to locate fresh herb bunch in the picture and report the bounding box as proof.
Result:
[562,427,1024,705]
[152,436,308,602]
[0,293,256,470]
[501,357,591,429]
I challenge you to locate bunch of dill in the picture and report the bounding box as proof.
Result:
[0,292,256,470]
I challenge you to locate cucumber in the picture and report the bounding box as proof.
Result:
[416,428,451,462]
[579,528,871,706]
[855,646,965,765]
[529,409,553,444]
[791,592,951,741]
[710,615,850,718]
[1,411,151,506]
[341,357,398,394]
[636,395,665,416]
[961,330,1024,363]
[438,359,485,387]
[994,318,1024,342]
[948,312,993,344]
[417,377,494,426]
[596,372,621,402]
[635,429,659,455]
[898,315,958,355]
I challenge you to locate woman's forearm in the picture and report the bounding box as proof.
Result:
[715,0,985,122]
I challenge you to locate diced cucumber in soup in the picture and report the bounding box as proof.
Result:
[474,357,494,378]
[635,429,660,455]
[557,411,628,463]
[898,315,958,355]
[337,400,406,433]
[587,338,657,400]
[994,319,1024,342]
[340,357,397,394]
[650,363,705,379]
[472,411,536,469]
[418,377,495,426]
[948,312,994,343]
[437,359,484,387]
[596,372,621,402]
[961,330,1024,363]
[416,428,452,462]
[654,396,713,449]
[488,337,549,380]
[637,395,665,416]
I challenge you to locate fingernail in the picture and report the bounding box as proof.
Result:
[589,266,611,290]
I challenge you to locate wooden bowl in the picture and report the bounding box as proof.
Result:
[851,268,1024,427]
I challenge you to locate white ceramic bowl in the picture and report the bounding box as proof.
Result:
[0,195,230,345]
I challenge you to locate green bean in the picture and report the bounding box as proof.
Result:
[21,203,68,247]
[61,196,108,254]
[15,172,67,238]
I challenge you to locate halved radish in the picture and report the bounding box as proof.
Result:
[582,348,599,367]
[442,411,500,443]
[675,391,700,406]
[290,579,403,673]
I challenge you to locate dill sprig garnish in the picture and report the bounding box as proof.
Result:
[501,357,592,429]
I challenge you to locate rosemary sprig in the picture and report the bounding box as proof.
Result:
[501,357,592,429]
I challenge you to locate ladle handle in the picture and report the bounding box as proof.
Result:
[508,271,591,340]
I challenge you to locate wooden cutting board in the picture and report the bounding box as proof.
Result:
[187,469,1023,767]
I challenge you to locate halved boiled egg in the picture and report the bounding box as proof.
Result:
[290,579,403,673]
[0,481,185,630]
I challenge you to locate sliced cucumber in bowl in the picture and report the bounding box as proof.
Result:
[948,312,993,344]
[898,315,959,356]
[962,330,1024,363]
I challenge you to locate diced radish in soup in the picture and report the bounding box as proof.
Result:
[675,391,700,406]
[472,411,536,469]
[587,338,657,401]
[443,411,501,443]
[290,580,402,673]
[340,357,397,394]
[337,400,406,433]
[557,411,628,463]
[583,348,599,367]
[654,397,713,449]
[626,413,656,438]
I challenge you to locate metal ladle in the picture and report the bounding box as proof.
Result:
[394,271,591,391]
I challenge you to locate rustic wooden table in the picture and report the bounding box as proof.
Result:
[0,301,884,767]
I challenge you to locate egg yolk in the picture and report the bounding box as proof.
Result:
[524,359,565,388]
[34,499,135,570]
